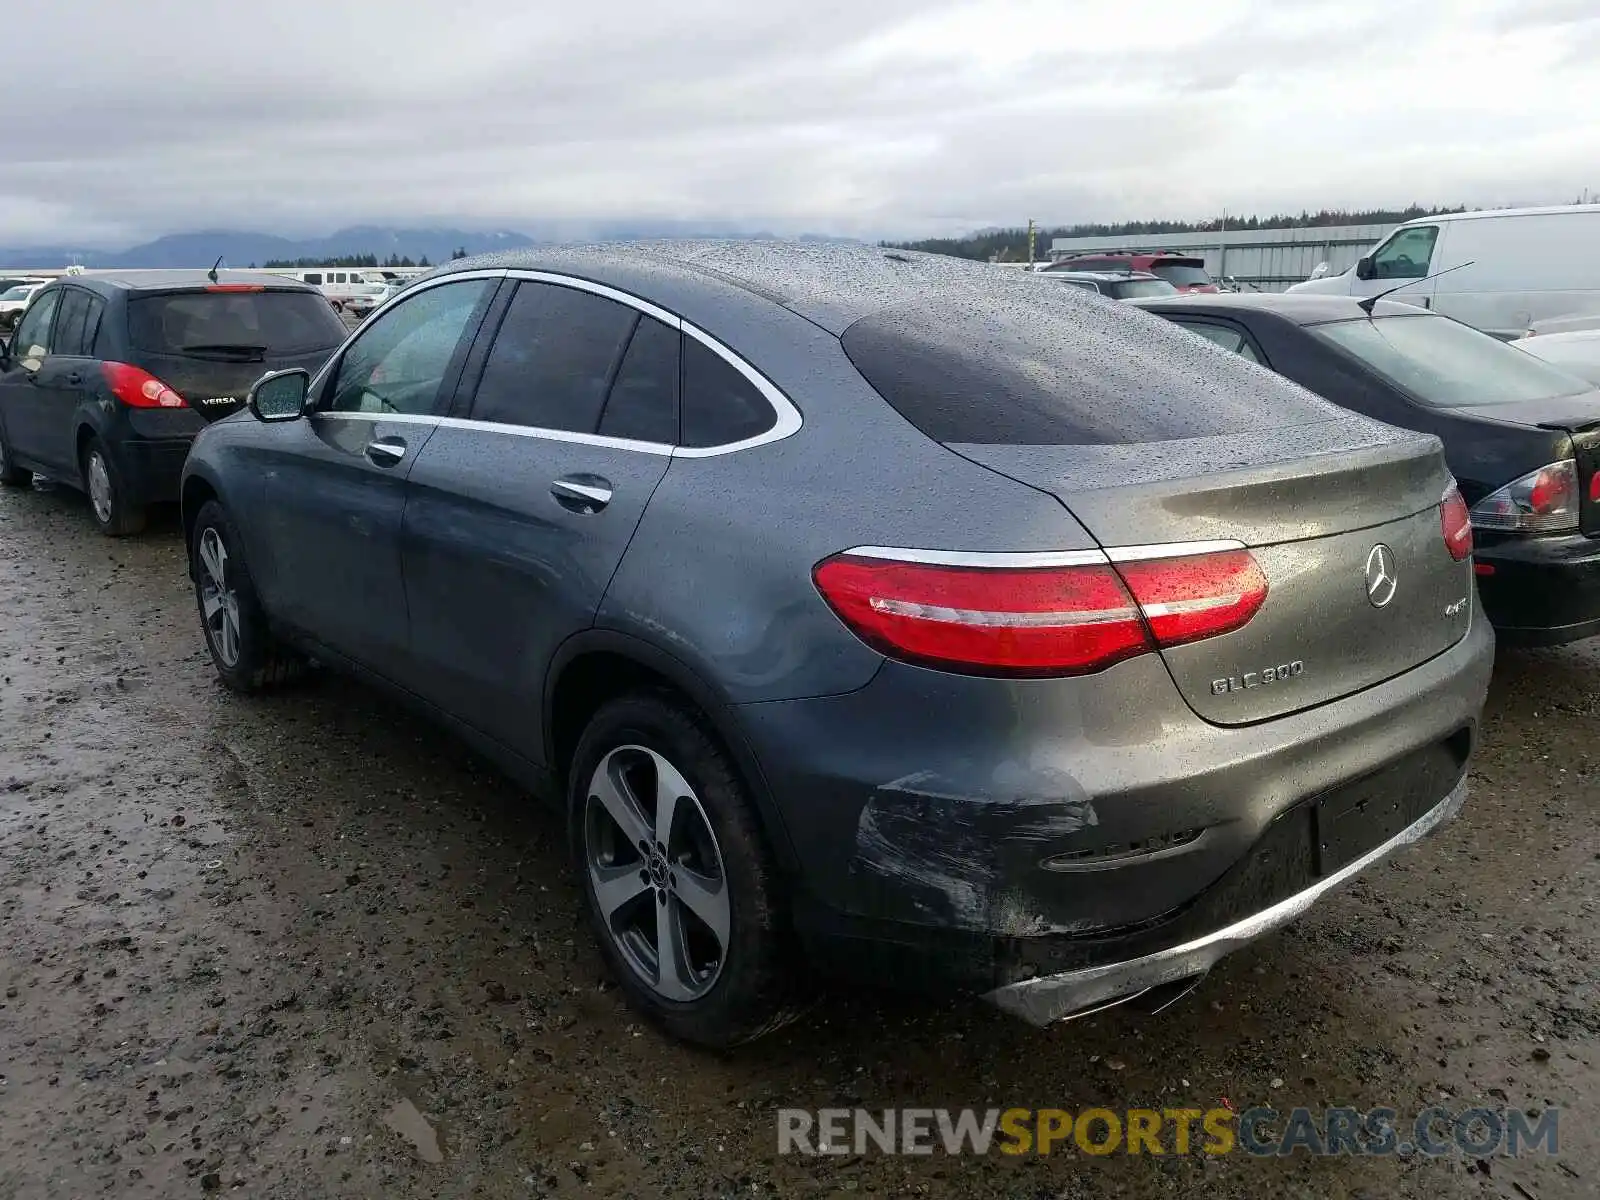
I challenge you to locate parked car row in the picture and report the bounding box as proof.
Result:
[0,242,1570,1048]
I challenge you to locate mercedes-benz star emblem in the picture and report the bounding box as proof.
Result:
[1365,544,1398,609]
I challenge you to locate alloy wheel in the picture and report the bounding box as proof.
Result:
[197,527,242,668]
[87,451,113,524]
[584,745,731,1001]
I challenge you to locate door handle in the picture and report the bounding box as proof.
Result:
[551,475,613,514]
[365,437,406,466]
[65,371,83,386]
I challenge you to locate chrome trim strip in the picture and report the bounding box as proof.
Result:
[310,267,801,459]
[308,411,675,456]
[503,269,683,330]
[842,546,1112,568]
[985,778,1467,1027]
[1104,539,1247,562]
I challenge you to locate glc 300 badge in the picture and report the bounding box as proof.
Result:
[1211,661,1305,695]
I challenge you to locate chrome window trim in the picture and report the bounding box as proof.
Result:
[311,266,801,458]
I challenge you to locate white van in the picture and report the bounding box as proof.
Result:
[270,268,389,316]
[1286,205,1600,339]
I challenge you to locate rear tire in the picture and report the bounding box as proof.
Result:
[191,499,304,691]
[569,690,806,1048]
[81,437,145,536]
[0,423,31,486]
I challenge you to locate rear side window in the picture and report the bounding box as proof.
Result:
[303,273,323,285]
[467,282,637,432]
[52,289,93,356]
[598,314,679,444]
[128,291,347,356]
[681,337,776,448]
[842,296,1328,445]
[1149,262,1212,287]
[1107,278,1178,299]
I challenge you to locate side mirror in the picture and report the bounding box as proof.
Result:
[1354,256,1375,281]
[1309,261,1330,280]
[248,369,311,423]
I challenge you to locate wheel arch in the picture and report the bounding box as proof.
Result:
[545,629,799,874]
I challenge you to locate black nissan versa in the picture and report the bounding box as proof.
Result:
[0,270,347,534]
[1136,293,1600,644]
[181,243,1492,1046]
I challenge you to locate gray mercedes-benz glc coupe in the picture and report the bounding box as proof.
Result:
[180,242,1494,1047]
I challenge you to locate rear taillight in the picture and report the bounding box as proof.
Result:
[812,546,1266,677]
[1440,483,1473,561]
[1469,460,1578,534]
[101,362,186,409]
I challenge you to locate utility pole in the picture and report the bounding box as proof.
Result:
[1027,219,1036,267]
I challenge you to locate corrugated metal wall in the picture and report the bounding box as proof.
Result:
[1049,224,1400,291]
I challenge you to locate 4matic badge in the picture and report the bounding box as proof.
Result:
[1211,661,1305,695]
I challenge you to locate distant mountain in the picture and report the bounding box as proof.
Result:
[0,224,864,270]
[0,226,537,269]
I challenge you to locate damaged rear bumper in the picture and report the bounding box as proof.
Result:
[984,777,1467,1025]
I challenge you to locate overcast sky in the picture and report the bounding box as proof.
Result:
[4,0,1598,247]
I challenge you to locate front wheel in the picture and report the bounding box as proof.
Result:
[191,499,304,691]
[82,437,145,535]
[569,691,805,1048]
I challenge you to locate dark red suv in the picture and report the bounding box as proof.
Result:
[1047,252,1218,293]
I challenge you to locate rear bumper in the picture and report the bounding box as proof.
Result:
[986,778,1465,1024]
[115,436,193,505]
[735,609,1493,1005]
[1474,532,1600,645]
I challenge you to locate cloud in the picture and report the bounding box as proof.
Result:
[0,0,1596,246]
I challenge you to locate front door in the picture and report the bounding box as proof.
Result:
[0,287,67,473]
[254,275,500,673]
[400,278,680,757]
[1354,224,1441,309]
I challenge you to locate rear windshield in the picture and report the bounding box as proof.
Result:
[1312,314,1591,408]
[842,293,1339,445]
[1149,263,1212,286]
[128,290,348,356]
[1107,278,1179,299]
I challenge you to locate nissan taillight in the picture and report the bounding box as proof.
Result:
[1468,460,1578,534]
[101,362,186,409]
[1440,483,1473,561]
[812,547,1267,677]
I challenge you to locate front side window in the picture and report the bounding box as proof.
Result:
[1370,226,1438,280]
[466,281,637,432]
[327,279,492,415]
[12,287,61,364]
[1312,314,1589,408]
[681,336,777,448]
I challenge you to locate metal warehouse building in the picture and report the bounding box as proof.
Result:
[1049,223,1401,291]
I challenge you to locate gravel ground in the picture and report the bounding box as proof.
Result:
[0,478,1594,1200]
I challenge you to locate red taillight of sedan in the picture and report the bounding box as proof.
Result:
[1439,483,1473,561]
[813,546,1267,677]
[101,362,186,409]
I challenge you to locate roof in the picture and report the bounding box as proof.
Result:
[1039,269,1164,282]
[419,240,1130,335]
[1404,205,1600,226]
[60,269,316,292]
[1053,250,1204,262]
[1128,292,1427,325]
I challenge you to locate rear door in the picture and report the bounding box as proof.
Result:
[126,286,348,421]
[254,276,499,671]
[399,277,677,753]
[29,286,103,474]
[0,287,65,471]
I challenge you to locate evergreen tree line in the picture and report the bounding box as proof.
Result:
[884,205,1476,262]
[257,253,435,269]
